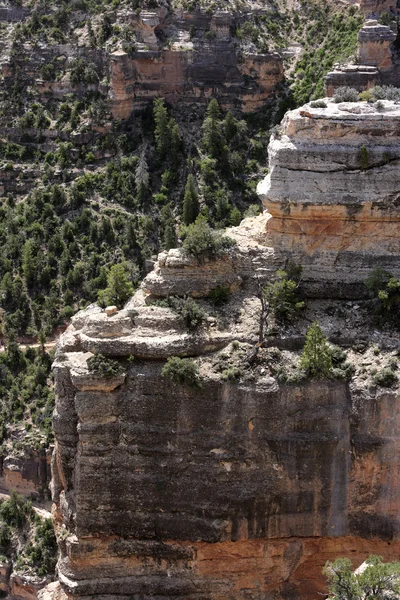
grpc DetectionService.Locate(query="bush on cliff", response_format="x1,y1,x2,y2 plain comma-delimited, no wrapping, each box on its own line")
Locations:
161,356,200,388
373,367,398,388
181,216,236,261
365,268,400,328
333,86,359,103
265,267,305,324
300,321,332,378
323,554,400,600
87,354,123,378
168,296,206,331
98,263,134,309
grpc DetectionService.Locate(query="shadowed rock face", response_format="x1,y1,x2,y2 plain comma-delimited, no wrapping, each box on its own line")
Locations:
257,100,400,297
51,337,400,599
109,46,283,118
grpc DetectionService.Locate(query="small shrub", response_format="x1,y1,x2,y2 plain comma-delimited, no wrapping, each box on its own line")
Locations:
370,85,400,102
181,216,236,261
310,100,327,108
85,152,96,163
333,86,359,103
221,367,242,382
265,268,305,323
300,321,332,378
87,354,123,378
209,285,230,306
373,367,398,387
365,268,400,327
168,296,206,331
161,356,199,387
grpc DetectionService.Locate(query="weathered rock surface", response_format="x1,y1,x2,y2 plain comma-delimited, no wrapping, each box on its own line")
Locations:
52,335,400,600
358,20,397,71
0,447,51,500
51,239,400,600
110,43,283,118
257,99,400,297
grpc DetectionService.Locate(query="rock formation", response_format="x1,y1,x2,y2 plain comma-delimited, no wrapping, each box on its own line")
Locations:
109,10,283,117
50,136,400,599
257,99,400,297
50,287,400,600
325,19,398,96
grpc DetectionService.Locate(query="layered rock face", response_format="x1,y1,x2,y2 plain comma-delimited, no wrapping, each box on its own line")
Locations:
50,207,400,599
109,11,283,117
357,20,397,70
51,293,400,600
325,20,398,97
257,99,400,297
0,448,51,499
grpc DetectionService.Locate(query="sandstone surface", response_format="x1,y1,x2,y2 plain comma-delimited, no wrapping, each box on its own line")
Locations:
52,326,400,600
257,99,400,297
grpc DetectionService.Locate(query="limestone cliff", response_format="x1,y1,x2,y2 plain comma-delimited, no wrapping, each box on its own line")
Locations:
48,93,400,600
257,99,400,297
109,10,283,117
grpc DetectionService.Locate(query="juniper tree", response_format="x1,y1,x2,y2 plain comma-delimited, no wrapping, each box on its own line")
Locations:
300,321,332,378
182,174,199,225
323,555,400,600
98,263,134,309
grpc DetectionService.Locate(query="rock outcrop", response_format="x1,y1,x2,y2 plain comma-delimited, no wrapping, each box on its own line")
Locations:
325,19,398,97
51,297,400,600
358,20,397,70
49,85,400,600
0,448,52,500
50,200,400,600
109,13,283,118
257,99,400,297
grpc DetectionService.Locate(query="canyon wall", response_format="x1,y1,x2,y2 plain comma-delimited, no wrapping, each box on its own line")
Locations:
51,295,400,600
51,204,400,599
109,10,283,118
257,99,400,297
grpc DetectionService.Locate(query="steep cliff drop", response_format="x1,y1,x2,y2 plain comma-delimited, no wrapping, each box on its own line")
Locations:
48,99,400,600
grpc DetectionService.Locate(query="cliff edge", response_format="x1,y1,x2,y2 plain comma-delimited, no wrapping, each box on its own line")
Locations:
49,99,400,600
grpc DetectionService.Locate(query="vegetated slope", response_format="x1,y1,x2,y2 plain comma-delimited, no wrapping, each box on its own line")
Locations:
0,491,57,580
0,0,363,581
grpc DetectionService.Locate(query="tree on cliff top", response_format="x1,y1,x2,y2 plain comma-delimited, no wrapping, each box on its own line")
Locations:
300,321,332,378
324,555,400,600
98,263,134,309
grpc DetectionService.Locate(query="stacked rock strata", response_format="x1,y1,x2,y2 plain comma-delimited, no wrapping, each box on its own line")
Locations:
257,99,400,297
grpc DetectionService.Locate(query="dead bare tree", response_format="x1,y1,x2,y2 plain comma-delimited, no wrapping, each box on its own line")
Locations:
245,275,270,365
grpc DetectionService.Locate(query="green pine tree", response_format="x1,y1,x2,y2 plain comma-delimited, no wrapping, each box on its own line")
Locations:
224,110,237,143
153,98,170,160
300,321,332,378
163,220,177,250
98,263,134,309
170,120,182,167
182,174,199,225
202,99,224,158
